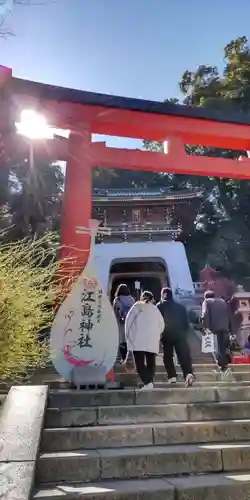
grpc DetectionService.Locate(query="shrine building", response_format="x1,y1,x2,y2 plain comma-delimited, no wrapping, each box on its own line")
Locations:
92,187,203,301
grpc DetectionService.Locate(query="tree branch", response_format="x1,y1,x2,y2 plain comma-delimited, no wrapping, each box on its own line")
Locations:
14,0,57,5
0,12,13,38
0,0,58,38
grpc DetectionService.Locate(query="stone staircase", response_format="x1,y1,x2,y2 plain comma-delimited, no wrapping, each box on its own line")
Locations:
187,329,214,364
33,362,250,500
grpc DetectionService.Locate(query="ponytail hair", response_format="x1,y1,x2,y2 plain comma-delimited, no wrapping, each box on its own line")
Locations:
140,290,154,303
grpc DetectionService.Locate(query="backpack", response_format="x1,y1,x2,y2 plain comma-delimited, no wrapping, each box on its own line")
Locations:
117,299,131,325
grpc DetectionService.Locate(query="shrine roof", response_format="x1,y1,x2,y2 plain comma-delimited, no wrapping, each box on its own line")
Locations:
10,76,250,125
92,187,203,202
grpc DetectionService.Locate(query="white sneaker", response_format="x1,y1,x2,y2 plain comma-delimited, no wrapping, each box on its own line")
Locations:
221,367,232,379
185,373,194,387
168,377,177,384
140,382,154,391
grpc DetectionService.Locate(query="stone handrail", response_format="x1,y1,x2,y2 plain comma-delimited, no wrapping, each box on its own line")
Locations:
0,385,48,499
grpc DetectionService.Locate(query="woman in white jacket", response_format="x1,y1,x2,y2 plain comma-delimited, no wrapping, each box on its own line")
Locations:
125,290,165,390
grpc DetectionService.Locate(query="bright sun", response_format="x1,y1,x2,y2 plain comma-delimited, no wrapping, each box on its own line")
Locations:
16,110,70,140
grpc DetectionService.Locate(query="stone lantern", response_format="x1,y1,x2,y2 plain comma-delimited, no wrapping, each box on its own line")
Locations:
230,291,250,348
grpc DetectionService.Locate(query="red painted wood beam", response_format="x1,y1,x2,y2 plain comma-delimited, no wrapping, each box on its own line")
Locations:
0,66,12,87
92,142,250,179
87,107,250,150
9,97,250,151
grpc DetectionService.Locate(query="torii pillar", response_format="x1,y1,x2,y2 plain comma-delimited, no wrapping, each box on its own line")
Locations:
61,130,92,273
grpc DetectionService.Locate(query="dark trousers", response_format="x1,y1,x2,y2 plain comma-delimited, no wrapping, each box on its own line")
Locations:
119,342,127,361
162,336,193,379
133,351,156,385
215,330,230,370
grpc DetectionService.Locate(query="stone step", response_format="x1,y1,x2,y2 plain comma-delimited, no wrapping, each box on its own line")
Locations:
32,362,250,381
45,400,250,428
48,386,250,408
41,420,250,452
33,472,250,500
37,442,250,483
154,381,250,388
117,371,250,383
25,364,250,388
120,363,249,373
46,379,250,390
33,477,174,500
37,360,214,374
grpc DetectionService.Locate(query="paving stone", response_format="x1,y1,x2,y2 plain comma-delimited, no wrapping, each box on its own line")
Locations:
118,371,245,384
48,390,135,409
33,478,175,500
45,407,98,428
153,420,250,445
98,404,188,425
135,387,216,405
0,462,35,500
37,450,100,483
197,364,250,372
0,385,48,462
99,445,222,480
217,386,250,402
183,364,250,373
41,424,153,452
118,363,250,373
188,401,250,421
155,381,250,388
169,472,250,500
225,372,250,382
222,443,250,471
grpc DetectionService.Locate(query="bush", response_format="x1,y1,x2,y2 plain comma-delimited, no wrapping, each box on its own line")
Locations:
0,236,63,381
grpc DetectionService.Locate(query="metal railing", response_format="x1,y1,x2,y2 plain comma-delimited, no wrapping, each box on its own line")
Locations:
100,223,182,235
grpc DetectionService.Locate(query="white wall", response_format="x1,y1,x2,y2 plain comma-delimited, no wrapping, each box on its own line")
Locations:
94,241,194,298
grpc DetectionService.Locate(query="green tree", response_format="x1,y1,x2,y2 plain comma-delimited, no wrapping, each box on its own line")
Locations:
145,36,250,281
0,160,64,240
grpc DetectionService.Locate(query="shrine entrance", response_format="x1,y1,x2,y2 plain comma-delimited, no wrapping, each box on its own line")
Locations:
2,66,250,279
109,258,168,302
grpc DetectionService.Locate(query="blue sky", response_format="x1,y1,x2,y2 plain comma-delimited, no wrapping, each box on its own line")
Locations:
1,0,250,148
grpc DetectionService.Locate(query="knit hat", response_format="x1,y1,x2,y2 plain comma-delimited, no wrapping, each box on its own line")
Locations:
161,287,173,300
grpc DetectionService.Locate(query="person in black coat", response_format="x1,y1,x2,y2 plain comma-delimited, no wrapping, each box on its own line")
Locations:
157,287,194,387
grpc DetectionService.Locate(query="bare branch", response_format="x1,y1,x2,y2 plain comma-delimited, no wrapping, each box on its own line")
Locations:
0,11,13,38
0,0,57,38
14,0,58,4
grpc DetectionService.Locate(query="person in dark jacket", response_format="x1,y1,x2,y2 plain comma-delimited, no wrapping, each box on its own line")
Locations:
201,290,232,375
157,287,194,387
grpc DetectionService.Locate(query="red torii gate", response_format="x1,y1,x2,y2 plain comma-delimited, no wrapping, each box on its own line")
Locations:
1,65,250,272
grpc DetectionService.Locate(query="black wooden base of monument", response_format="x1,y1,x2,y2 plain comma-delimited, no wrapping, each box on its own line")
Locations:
68,365,124,390
69,382,105,390
69,381,124,391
